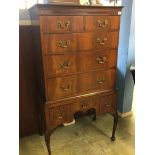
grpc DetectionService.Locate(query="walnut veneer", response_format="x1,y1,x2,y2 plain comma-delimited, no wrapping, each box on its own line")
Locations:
30,4,122,155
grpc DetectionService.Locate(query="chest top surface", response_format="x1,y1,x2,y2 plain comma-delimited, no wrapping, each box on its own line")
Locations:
30,4,123,16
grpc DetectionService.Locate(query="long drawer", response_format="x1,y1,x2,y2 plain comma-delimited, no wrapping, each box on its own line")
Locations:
45,50,117,77
42,32,119,54
46,69,116,100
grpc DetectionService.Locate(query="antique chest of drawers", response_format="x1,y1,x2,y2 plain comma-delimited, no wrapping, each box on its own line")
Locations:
30,4,122,155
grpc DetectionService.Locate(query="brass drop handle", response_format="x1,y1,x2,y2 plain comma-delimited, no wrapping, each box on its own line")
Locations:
82,105,87,109
96,57,107,64
57,20,71,29
105,100,112,107
57,115,63,119
97,77,105,84
60,60,71,69
57,21,63,29
65,21,70,28
97,38,107,45
56,112,64,119
61,83,71,91
58,40,71,48
81,102,88,109
98,19,108,28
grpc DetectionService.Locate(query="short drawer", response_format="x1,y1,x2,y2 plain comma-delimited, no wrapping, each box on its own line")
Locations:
40,16,84,33
99,94,116,113
78,50,117,71
85,16,120,31
47,75,77,100
71,98,97,114
48,104,72,126
45,54,77,77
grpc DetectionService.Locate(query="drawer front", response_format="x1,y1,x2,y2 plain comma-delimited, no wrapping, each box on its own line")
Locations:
78,50,117,71
40,16,84,33
99,94,116,113
85,16,120,31
47,75,77,100
42,32,118,54
79,69,116,93
45,54,77,77
71,98,99,114
45,50,117,77
48,104,72,126
47,69,116,100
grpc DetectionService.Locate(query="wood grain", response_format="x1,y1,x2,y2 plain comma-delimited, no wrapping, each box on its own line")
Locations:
45,50,117,77
42,32,119,54
85,16,120,31
45,92,116,127
47,69,116,100
40,16,84,33
45,54,78,76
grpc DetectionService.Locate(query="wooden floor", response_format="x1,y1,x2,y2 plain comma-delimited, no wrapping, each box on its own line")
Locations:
19,112,135,155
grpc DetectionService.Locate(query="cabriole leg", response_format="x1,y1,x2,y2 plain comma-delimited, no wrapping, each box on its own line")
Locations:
111,112,118,141
44,127,57,155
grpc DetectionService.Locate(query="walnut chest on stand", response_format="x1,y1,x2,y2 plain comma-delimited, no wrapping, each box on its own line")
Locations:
29,4,122,155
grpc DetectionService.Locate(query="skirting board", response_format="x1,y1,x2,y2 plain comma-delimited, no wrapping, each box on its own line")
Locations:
118,111,133,118
19,20,31,26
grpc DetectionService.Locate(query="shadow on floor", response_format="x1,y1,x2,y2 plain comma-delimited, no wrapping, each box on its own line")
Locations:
20,113,135,155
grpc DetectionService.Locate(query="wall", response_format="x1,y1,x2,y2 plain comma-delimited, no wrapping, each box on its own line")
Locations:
117,0,135,113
